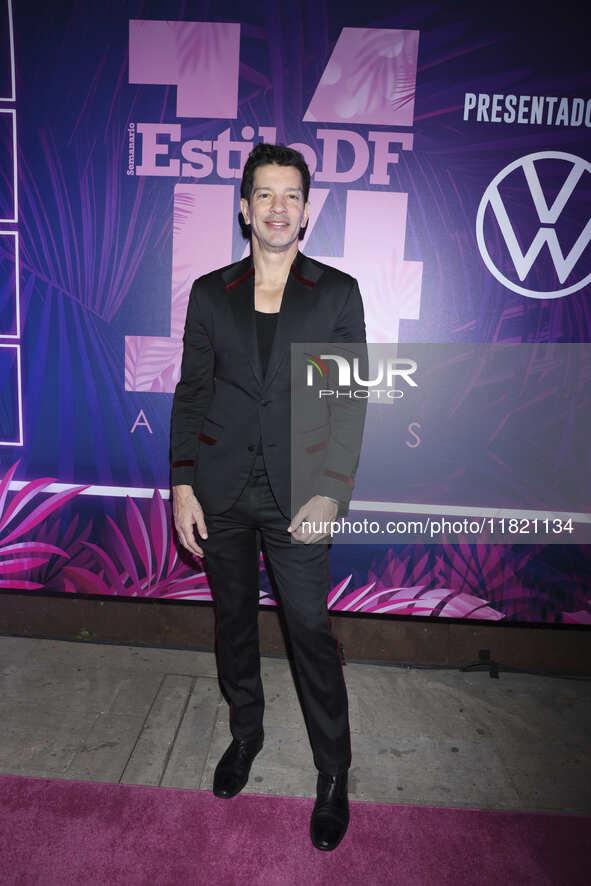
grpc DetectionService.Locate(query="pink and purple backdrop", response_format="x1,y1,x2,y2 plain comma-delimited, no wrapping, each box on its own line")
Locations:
0,0,589,624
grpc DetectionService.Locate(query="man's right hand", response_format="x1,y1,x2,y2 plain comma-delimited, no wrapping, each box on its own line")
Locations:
172,485,208,557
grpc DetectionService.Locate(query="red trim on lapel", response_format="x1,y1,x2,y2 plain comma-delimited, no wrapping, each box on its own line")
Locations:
225,266,255,291
171,459,195,468
290,263,315,287
197,432,217,445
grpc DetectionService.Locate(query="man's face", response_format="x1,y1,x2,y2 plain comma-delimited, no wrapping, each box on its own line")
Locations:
240,163,310,253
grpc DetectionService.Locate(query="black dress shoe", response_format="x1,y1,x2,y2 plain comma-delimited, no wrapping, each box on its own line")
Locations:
212,733,264,799
310,771,350,851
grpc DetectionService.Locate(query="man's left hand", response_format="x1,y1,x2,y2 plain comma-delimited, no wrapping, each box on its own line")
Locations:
288,496,339,543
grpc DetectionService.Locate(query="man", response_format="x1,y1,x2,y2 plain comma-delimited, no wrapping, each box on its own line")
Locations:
170,143,366,852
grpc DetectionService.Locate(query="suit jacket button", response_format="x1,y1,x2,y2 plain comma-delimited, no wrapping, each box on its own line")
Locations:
248,444,255,452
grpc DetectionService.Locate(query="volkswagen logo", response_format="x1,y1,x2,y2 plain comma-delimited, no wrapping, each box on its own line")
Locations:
476,151,591,299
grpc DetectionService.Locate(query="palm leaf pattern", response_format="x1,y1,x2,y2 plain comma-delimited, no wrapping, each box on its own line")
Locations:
0,461,87,589
2,463,589,621
66,489,210,598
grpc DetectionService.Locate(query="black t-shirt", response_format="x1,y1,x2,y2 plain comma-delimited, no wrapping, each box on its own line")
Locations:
255,310,279,378
255,311,279,454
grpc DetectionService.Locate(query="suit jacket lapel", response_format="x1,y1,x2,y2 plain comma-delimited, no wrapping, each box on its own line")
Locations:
223,255,263,387
263,251,324,391
222,251,325,391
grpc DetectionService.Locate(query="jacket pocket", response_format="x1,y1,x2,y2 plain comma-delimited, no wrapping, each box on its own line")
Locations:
299,423,329,454
198,417,223,445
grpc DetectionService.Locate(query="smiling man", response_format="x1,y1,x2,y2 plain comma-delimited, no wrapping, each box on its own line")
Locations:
170,143,366,852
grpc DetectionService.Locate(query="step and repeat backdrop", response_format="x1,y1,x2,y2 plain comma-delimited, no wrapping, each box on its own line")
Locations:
0,0,589,623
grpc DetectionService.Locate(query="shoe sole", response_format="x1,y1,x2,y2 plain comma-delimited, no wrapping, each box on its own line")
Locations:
212,782,248,799
310,829,349,852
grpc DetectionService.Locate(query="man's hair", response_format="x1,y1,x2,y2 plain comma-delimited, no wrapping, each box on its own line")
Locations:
240,143,311,203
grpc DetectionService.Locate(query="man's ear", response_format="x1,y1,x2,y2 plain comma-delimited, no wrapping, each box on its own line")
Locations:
302,199,311,229
299,201,310,241
240,197,250,225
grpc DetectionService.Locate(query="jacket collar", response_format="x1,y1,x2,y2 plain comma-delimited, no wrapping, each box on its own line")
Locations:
224,250,324,389
221,250,324,288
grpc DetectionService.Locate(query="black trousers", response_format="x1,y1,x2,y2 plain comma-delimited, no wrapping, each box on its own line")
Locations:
201,454,351,775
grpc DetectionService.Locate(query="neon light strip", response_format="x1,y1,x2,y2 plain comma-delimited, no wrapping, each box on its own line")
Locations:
0,0,15,103
0,109,17,222
0,231,19,338
5,480,591,523
0,342,22,446
0,3,21,447
7,482,168,499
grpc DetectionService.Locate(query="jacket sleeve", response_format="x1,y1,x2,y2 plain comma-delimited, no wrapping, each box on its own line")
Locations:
315,278,368,511
170,279,214,487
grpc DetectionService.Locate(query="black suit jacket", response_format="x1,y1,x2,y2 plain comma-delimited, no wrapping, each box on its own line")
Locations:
170,250,367,518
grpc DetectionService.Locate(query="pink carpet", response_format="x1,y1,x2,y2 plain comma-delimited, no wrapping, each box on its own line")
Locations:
1,774,589,885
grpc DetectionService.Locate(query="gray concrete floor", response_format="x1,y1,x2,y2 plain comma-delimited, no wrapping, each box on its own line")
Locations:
1,635,590,815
